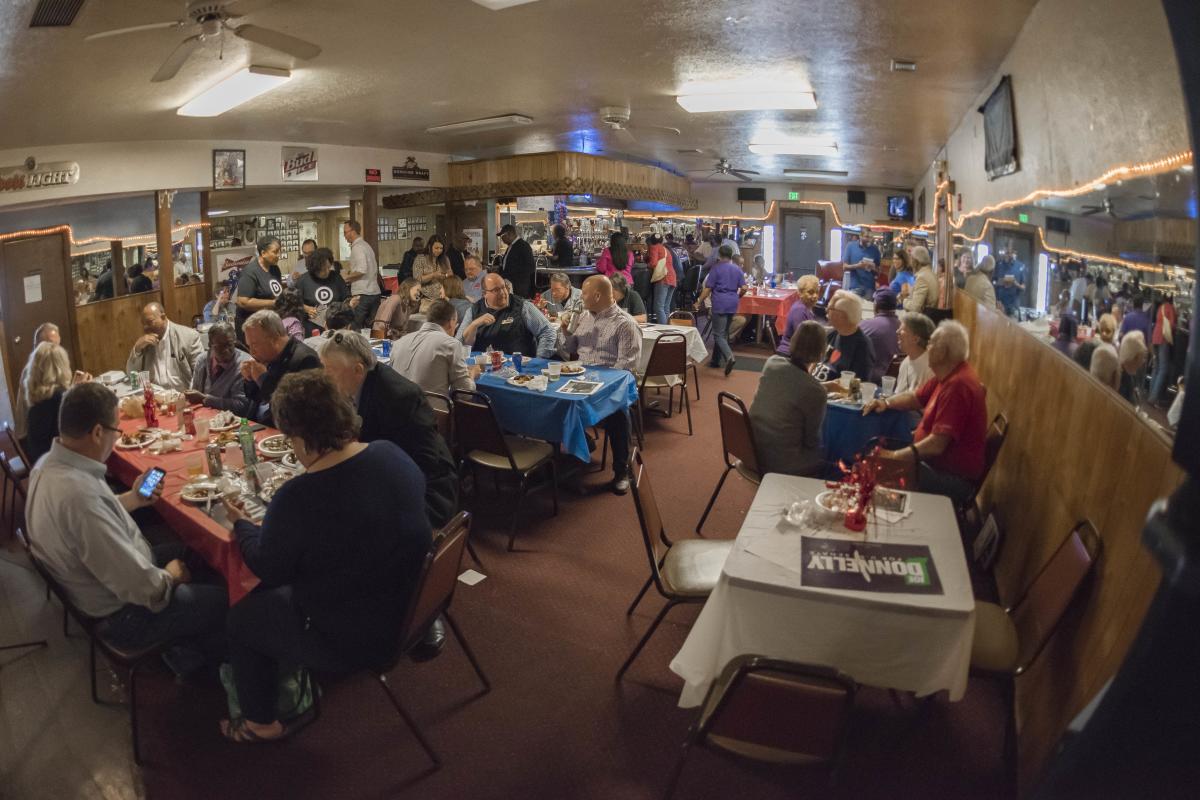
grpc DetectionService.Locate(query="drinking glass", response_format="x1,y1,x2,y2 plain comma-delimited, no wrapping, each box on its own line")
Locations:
186,455,204,478
195,417,210,439
839,371,855,390
881,376,896,396
548,362,562,380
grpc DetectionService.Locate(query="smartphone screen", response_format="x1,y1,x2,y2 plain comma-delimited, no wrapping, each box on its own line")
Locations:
138,467,167,499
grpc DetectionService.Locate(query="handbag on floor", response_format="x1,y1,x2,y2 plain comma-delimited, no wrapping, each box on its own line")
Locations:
218,663,318,722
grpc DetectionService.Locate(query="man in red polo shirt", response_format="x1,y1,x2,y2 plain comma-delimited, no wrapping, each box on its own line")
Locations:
862,319,987,505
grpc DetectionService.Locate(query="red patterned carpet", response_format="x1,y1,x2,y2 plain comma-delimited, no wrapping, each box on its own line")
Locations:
134,361,1007,800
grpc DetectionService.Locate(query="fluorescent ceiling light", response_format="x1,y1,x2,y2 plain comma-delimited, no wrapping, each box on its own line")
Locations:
178,66,291,117
676,90,816,113
749,136,839,157
207,209,229,216
471,0,540,8
426,114,534,135
783,168,849,177
306,204,350,211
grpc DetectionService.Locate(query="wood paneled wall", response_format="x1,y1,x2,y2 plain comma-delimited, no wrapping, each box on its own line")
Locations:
71,292,161,375
953,291,1182,790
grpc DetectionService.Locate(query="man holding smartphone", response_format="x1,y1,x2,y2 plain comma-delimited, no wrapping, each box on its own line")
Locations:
26,382,227,674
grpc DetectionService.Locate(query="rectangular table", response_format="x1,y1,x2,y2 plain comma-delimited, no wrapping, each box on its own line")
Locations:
107,407,269,604
821,400,914,464
472,357,638,462
737,287,798,340
669,473,975,707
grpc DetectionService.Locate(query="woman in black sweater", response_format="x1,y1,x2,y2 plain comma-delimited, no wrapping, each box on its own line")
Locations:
221,370,432,742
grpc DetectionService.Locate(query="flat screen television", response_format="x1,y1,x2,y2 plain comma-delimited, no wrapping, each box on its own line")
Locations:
887,195,913,221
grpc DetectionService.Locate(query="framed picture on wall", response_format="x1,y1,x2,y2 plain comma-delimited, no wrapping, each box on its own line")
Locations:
213,149,246,190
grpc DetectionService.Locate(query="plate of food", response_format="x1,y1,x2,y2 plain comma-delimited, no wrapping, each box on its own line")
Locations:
258,472,293,502
209,410,240,432
180,482,221,504
279,451,303,471
115,430,158,450
815,489,856,515
256,434,292,459
507,373,538,386
560,363,586,376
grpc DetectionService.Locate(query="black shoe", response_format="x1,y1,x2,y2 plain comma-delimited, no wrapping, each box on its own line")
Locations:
611,475,630,495
724,357,736,376
409,616,446,662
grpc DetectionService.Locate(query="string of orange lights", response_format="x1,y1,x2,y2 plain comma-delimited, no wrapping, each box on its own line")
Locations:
0,221,210,254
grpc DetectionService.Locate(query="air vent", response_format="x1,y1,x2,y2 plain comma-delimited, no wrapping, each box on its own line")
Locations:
29,0,86,27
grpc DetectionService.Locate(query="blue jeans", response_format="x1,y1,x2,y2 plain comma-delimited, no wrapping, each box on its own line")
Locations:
918,463,975,508
1149,342,1172,404
710,313,734,365
97,543,228,675
353,293,381,330
653,283,675,323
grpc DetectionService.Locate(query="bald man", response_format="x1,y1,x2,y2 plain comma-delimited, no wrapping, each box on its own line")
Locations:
457,272,557,358
560,275,642,493
126,302,205,392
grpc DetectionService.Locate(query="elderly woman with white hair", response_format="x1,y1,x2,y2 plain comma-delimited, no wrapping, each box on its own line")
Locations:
863,320,988,505
965,255,998,309
903,245,940,313
1118,330,1149,405
776,274,821,357
822,289,876,382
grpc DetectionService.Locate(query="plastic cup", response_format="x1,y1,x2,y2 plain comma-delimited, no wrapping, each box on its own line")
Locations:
881,376,896,396
839,371,855,390
359,328,372,339
548,362,562,380
195,417,210,439
474,354,487,367
860,382,878,400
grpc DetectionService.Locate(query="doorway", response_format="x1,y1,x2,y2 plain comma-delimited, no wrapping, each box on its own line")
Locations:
781,210,825,278
0,231,74,412
992,229,1036,309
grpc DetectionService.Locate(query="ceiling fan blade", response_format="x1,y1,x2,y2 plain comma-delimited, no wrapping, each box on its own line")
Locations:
85,20,184,41
630,124,682,137
1081,208,1102,216
731,171,754,182
233,24,322,60
613,127,637,146
730,169,760,176
151,35,202,82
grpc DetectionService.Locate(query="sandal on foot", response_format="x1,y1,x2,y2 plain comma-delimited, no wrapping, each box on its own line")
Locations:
222,707,317,745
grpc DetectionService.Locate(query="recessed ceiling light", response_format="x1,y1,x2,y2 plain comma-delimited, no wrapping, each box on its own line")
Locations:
677,90,816,113
426,114,534,135
749,136,838,156
307,204,350,211
470,0,540,9
207,209,229,216
890,59,917,72
178,66,291,117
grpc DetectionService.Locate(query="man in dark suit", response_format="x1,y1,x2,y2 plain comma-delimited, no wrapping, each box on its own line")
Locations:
240,310,321,424
497,223,536,299
446,233,468,279
318,331,458,530
398,236,424,283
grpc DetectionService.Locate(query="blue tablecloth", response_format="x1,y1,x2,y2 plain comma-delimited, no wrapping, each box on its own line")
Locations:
473,357,639,462
821,402,914,464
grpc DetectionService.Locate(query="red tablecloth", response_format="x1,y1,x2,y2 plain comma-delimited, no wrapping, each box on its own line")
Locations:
107,407,270,604
737,289,798,335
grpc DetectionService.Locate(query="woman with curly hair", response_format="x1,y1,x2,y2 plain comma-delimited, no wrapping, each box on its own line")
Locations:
412,234,452,305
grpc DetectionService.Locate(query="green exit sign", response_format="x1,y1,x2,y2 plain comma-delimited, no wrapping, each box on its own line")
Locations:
1018,212,1030,223
788,191,799,201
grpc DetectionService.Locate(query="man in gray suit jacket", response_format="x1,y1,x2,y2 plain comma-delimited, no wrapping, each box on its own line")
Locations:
126,302,205,392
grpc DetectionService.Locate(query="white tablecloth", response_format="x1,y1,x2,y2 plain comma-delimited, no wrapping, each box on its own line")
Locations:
637,324,709,374
669,473,975,707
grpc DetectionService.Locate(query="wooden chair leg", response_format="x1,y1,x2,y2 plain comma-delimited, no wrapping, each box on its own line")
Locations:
695,466,733,535
616,600,676,681
444,611,490,692
377,673,441,767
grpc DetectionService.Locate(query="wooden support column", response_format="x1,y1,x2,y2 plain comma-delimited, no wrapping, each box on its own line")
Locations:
155,190,177,319
362,186,379,254
935,174,953,310
199,191,215,292
110,240,128,297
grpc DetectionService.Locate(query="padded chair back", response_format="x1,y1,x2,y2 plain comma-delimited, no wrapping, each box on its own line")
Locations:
399,512,471,654
629,449,671,581
424,391,453,443
716,392,760,475
1010,520,1101,673
450,390,517,471
699,655,855,763
641,334,687,383
668,311,696,327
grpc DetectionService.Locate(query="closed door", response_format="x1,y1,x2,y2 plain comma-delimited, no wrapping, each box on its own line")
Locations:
1,232,74,405
781,211,824,277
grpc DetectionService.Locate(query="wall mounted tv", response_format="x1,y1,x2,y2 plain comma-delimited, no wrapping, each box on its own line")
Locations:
887,195,913,221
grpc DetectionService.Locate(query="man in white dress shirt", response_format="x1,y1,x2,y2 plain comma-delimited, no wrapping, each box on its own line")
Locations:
342,220,381,330
390,299,482,396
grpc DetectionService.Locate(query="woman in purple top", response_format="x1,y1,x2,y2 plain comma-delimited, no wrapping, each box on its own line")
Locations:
776,275,821,356
694,245,747,375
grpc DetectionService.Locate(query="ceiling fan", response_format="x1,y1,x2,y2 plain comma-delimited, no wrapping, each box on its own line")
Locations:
575,106,681,146
84,0,322,83
687,158,760,182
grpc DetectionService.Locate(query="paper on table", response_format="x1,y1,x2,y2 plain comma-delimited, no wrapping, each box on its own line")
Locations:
744,531,807,576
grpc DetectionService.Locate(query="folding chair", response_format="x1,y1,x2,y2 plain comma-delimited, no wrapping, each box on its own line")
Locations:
695,393,762,535
668,311,702,402
637,333,692,442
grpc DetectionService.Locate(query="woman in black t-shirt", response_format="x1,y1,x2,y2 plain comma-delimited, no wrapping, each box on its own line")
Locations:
295,247,351,325
822,289,876,382
236,237,285,334
548,224,575,268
